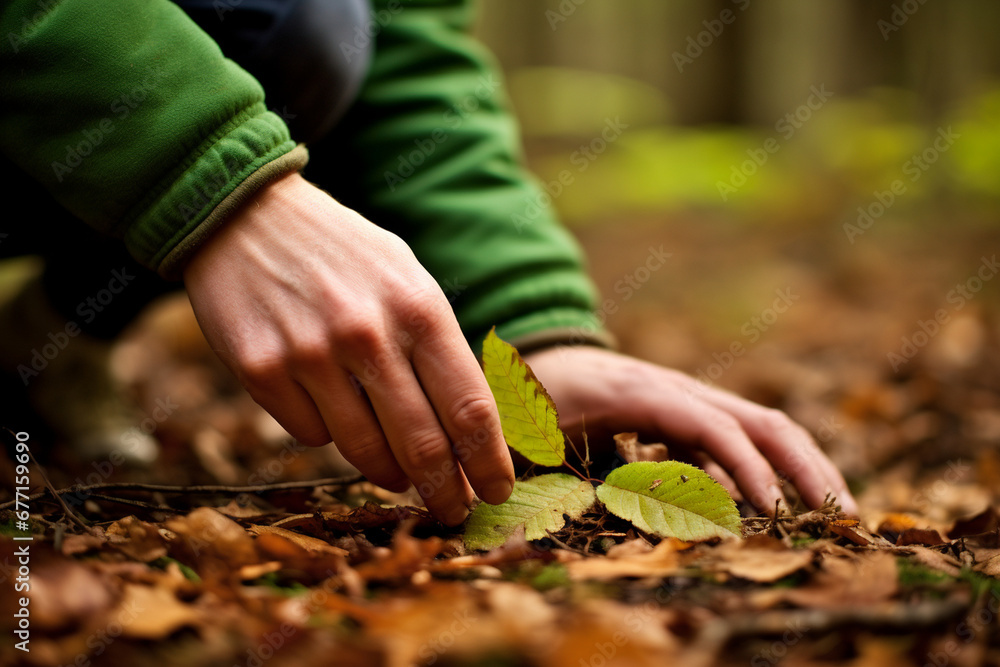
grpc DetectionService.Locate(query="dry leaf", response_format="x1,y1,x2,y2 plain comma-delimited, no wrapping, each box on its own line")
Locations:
947,506,999,538
249,524,350,557
782,551,899,608
902,545,963,576
165,507,259,571
27,559,115,631
830,520,894,547
106,515,168,562
703,535,814,583
613,432,669,463
114,584,201,639
567,538,686,581
895,527,947,547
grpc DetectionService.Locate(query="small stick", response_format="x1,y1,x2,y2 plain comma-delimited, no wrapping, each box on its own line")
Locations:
0,474,364,511
85,493,187,514
24,445,93,533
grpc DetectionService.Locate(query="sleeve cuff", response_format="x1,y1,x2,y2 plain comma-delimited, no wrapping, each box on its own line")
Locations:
157,144,309,279
476,307,617,359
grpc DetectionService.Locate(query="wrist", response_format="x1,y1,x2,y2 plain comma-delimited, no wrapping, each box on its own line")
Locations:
182,171,308,283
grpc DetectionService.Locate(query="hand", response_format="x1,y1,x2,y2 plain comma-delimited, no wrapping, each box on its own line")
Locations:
183,172,515,524
523,345,858,515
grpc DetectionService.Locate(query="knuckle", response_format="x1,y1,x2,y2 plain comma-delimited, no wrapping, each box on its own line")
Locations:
398,282,450,326
340,431,389,462
380,230,416,258
236,350,285,390
295,426,333,448
759,408,809,440
401,429,452,470
335,312,385,354
286,335,331,368
446,395,497,435
709,412,744,435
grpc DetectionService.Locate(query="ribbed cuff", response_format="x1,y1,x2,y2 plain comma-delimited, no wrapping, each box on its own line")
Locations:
505,327,617,356
158,144,309,279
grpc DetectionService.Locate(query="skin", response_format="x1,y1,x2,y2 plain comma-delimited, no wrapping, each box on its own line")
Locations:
523,346,858,516
184,172,858,524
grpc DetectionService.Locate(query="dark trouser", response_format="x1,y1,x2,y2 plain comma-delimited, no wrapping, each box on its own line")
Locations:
2,0,371,339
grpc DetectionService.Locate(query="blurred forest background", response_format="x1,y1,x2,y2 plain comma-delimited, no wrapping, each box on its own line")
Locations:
477,0,1000,220
469,0,1000,490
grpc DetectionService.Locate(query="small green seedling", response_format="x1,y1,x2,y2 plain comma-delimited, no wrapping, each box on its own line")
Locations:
463,329,742,551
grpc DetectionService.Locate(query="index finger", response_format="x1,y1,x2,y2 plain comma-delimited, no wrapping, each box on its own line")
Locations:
411,321,515,505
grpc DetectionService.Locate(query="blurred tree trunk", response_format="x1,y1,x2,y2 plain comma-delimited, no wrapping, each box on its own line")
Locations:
474,0,1000,127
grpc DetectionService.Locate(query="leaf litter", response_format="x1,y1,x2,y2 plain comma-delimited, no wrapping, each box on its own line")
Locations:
2,224,1000,666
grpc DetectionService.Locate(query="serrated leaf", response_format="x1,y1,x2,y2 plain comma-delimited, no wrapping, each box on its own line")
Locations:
464,473,596,550
596,461,741,541
482,328,565,466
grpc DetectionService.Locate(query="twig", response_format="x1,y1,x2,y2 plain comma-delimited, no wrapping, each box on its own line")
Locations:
23,442,93,533
544,529,589,556
85,493,187,514
564,432,585,468
0,474,364,511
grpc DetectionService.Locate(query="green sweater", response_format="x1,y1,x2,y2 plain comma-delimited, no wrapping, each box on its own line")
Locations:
0,0,611,354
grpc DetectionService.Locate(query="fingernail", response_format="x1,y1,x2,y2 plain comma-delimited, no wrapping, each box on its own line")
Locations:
482,478,515,505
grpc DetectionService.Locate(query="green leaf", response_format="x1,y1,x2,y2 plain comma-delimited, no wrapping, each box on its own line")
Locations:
596,461,741,541
482,328,565,466
464,473,596,550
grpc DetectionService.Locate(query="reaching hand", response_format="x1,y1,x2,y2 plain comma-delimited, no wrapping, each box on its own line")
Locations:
523,345,858,516
183,173,515,525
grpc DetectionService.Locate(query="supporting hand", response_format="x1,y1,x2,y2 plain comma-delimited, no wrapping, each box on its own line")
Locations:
523,345,858,515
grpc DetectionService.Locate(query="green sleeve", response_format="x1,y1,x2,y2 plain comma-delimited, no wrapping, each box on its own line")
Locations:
0,0,306,277
308,0,613,354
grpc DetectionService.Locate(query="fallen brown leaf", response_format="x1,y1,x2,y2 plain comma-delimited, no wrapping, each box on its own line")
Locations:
107,515,168,562
567,538,686,581
702,535,814,583
114,583,202,639
613,432,669,463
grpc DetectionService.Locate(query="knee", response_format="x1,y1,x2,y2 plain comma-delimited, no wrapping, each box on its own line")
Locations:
265,0,374,142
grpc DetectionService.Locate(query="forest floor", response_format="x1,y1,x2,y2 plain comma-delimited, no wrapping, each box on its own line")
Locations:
1,211,999,666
